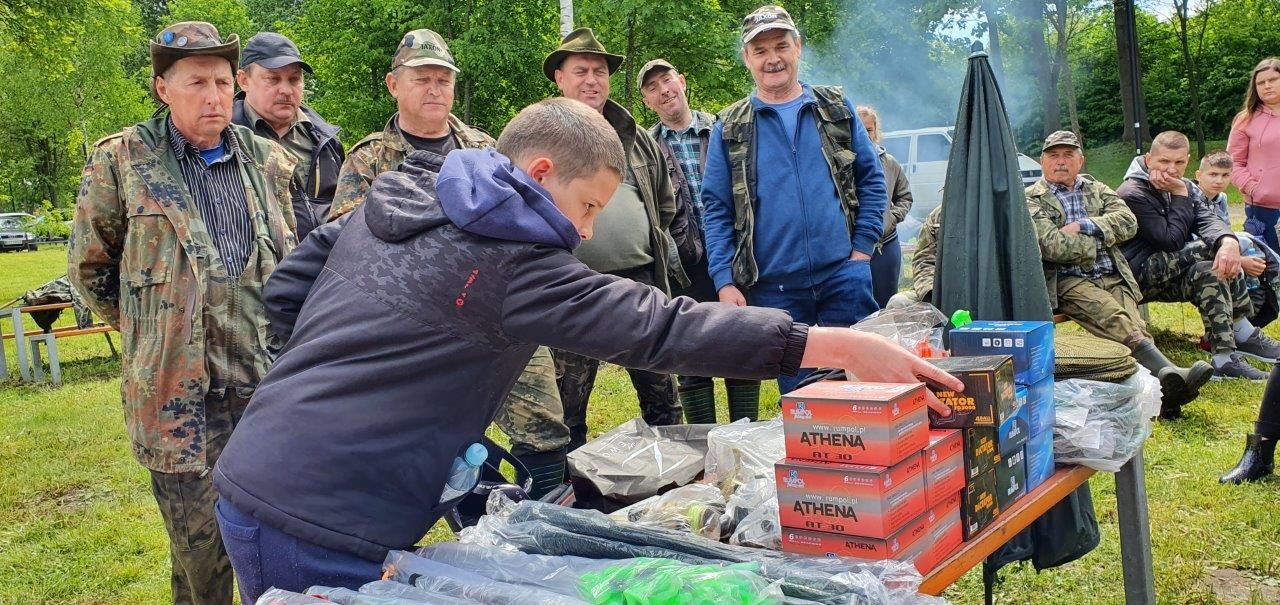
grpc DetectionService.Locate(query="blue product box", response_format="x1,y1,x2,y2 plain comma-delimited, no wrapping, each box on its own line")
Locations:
1025,376,1055,435
995,446,1027,510
1025,429,1055,491
997,403,1030,458
950,321,1055,385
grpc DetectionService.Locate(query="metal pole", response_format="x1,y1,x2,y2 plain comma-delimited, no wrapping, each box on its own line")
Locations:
1115,446,1156,604
1126,0,1143,155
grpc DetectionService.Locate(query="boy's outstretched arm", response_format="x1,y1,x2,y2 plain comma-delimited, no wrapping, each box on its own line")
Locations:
501,250,959,415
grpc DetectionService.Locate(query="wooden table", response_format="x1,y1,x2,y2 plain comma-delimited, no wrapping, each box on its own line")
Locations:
921,451,1155,604
2,302,116,383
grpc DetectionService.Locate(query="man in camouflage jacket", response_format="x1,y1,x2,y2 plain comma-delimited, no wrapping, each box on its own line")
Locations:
68,22,297,605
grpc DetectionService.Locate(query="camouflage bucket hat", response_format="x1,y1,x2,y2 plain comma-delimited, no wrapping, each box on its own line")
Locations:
1041,130,1082,153
150,21,240,77
543,27,624,82
392,29,458,72
741,5,798,43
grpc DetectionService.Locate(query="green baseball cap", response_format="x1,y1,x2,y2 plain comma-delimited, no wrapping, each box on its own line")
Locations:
150,21,240,77
391,29,458,72
741,5,799,43
543,27,624,82
637,58,675,90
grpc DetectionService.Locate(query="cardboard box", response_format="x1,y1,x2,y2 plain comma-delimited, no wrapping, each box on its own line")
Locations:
995,446,1028,511
781,381,930,467
1025,376,1055,435
950,321,1055,385
997,403,1031,457
961,468,1000,540
781,512,929,560
776,454,926,538
926,355,1018,428
961,405,1030,481
924,430,965,508
1025,429,1055,492
922,498,963,573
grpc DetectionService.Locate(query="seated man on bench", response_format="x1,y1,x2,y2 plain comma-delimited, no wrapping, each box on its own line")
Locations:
1027,130,1211,418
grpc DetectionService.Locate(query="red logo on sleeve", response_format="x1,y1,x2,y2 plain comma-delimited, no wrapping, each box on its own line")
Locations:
455,269,480,308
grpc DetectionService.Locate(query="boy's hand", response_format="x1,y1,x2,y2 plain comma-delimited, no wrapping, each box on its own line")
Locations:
718,285,747,307
1242,256,1267,277
800,327,962,416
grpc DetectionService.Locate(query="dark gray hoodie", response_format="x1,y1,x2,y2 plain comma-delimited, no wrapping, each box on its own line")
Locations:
1117,155,1234,273
213,148,807,561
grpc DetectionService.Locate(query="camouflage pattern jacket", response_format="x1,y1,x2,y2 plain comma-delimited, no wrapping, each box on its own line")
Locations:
911,206,941,303
1026,176,1140,309
69,116,297,473
328,113,493,220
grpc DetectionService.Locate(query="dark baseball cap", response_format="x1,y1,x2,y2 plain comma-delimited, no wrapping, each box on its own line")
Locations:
240,32,312,73
741,5,798,43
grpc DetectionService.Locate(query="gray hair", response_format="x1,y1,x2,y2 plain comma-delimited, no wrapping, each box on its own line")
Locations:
497,98,626,182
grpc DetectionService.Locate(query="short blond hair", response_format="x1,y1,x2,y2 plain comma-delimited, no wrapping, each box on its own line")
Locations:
497,98,625,182
1151,131,1190,154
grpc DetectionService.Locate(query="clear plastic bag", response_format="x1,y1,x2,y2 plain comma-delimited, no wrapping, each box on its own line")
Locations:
304,585,436,605
703,418,785,494
254,588,331,604
725,477,779,549
382,549,589,604
609,483,727,539
849,302,948,358
1051,367,1160,472
357,579,491,604
566,419,711,503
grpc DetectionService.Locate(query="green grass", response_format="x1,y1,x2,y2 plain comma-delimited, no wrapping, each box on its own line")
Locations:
3,247,1279,604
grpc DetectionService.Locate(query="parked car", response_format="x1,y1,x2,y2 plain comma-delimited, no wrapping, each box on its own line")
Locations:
0,213,38,252
881,127,1042,290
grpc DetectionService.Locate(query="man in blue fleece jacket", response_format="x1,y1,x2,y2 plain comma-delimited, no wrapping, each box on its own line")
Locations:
701,5,888,394
212,98,959,602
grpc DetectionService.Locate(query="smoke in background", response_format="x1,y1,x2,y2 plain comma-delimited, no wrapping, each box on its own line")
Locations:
799,0,1039,143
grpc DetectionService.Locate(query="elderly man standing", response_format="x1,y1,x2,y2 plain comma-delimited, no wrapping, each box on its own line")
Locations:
638,58,761,423
69,22,297,605
328,29,493,220
702,5,888,394
1027,130,1213,417
545,28,683,448
233,32,344,241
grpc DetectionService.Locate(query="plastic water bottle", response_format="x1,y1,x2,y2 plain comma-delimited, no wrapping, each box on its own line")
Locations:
1241,239,1262,290
439,442,488,503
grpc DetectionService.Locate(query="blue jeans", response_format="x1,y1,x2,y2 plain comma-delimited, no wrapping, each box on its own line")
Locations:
869,234,902,308
749,259,879,394
215,498,382,603
1246,204,1280,252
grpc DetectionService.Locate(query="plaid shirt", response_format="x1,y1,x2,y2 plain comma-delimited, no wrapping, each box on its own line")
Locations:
658,111,715,215
1051,177,1114,279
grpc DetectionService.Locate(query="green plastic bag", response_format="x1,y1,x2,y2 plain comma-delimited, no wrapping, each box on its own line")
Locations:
577,558,782,605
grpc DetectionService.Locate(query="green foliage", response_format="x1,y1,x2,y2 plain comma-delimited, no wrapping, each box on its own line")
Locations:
165,0,255,44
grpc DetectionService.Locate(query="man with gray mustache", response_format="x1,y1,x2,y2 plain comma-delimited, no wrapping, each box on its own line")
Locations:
701,5,888,395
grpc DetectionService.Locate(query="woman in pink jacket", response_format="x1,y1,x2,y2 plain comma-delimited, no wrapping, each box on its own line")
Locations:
1229,57,1280,251
1223,57,1280,484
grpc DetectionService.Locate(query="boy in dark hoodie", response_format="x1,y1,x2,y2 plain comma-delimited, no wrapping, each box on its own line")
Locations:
211,98,961,601
1118,131,1280,381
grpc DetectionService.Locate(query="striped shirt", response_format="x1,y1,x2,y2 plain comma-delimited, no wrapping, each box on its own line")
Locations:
1051,177,1114,279
168,119,255,279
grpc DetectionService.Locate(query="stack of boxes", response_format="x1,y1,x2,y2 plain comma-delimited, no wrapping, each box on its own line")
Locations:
775,382,963,573
940,321,1056,538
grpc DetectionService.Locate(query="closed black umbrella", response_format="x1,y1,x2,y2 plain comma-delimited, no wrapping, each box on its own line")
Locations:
933,43,1053,323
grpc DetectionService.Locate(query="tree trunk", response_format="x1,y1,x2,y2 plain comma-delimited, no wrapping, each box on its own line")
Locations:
1064,61,1082,139
623,11,636,109
1173,0,1208,156
1018,0,1059,135
559,0,573,38
981,0,1005,81
1113,0,1148,145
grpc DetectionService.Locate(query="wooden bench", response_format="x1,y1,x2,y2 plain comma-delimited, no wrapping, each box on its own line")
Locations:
1,302,117,383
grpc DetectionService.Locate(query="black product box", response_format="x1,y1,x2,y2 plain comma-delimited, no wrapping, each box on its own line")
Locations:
961,406,1028,481
927,355,1019,428
995,446,1028,510
961,468,1000,540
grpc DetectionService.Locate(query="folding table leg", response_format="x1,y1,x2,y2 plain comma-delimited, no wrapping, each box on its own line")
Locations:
45,336,61,386
1116,447,1156,605
11,309,28,381
0,316,7,378
29,336,45,383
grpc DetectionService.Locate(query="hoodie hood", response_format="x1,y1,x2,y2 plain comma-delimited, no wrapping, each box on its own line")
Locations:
436,148,581,249
1124,155,1149,181
363,150,451,243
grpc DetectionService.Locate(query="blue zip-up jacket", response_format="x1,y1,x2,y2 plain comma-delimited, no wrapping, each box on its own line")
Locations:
701,83,887,292
213,148,808,562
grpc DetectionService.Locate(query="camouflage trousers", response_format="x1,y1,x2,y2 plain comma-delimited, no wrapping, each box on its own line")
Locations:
147,389,248,605
491,346,570,457
554,349,682,451
1137,244,1253,353
1055,273,1149,350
